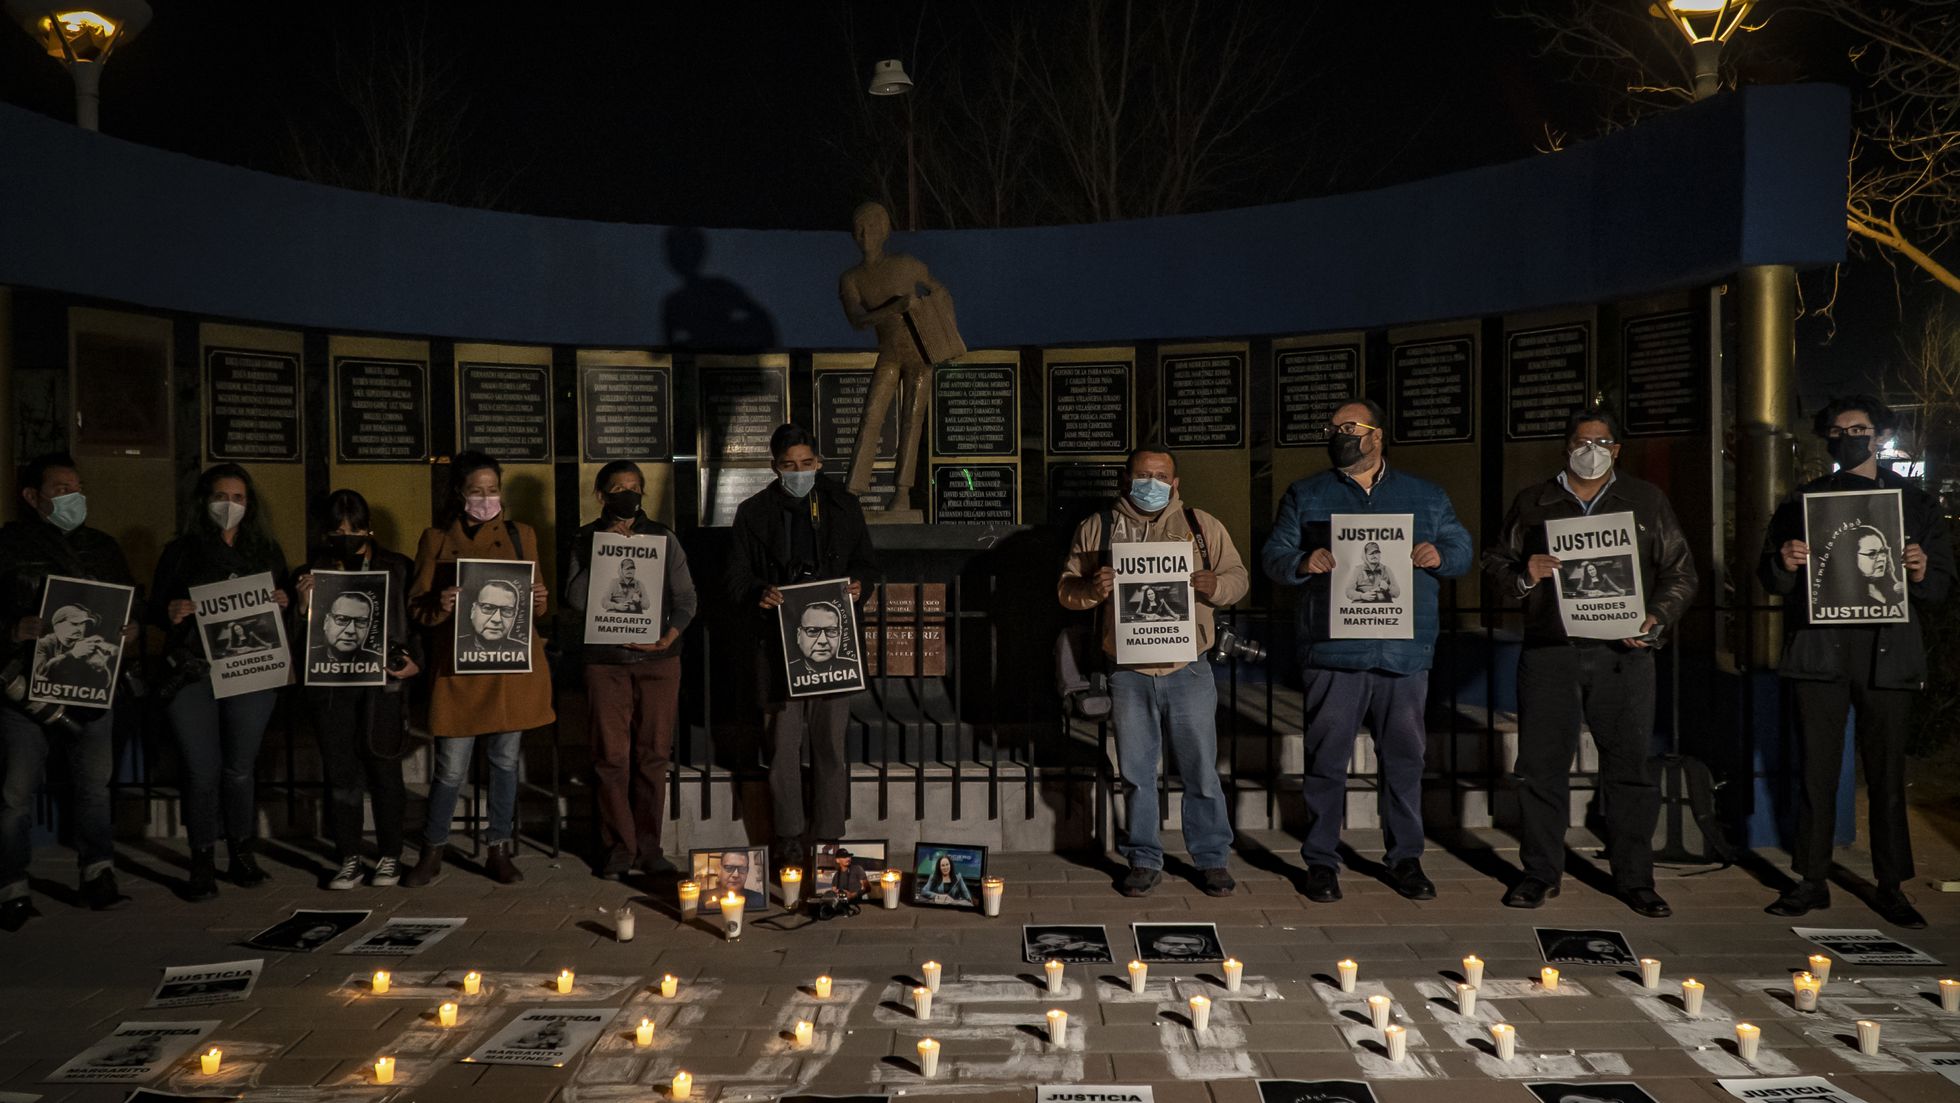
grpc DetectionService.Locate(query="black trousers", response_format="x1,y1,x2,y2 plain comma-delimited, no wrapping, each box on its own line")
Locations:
308,686,407,861
1789,630,1915,885
1513,644,1659,890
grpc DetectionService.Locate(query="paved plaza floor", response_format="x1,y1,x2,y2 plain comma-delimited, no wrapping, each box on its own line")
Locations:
5,817,1960,1103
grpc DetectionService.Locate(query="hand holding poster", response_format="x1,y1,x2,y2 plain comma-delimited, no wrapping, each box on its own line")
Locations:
1804,489,1909,624
1546,511,1648,639
304,570,389,687
28,575,134,709
1111,541,1198,664
583,532,665,645
778,579,865,696
1330,513,1414,639
190,572,290,699
455,558,535,674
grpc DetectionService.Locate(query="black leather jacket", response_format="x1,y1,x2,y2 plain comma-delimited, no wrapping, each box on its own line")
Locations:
0,517,136,630
1483,472,1699,646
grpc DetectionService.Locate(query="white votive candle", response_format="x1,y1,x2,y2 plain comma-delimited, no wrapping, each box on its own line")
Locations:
374,1057,395,1085
1793,972,1820,1012
793,1020,813,1049
1490,1022,1516,1061
922,960,942,993
781,866,803,908
1809,954,1832,983
1367,994,1392,1029
1681,978,1705,1017
671,1071,692,1100
557,969,575,994
462,970,481,996
913,985,933,1020
1384,1023,1407,1062
660,974,679,999
814,975,833,999
1462,954,1484,987
1189,994,1211,1032
1941,978,1960,1013
636,1018,654,1047
1223,958,1243,992
882,870,902,909
200,1048,222,1075
678,880,700,920
1456,983,1478,1017
371,970,390,994
1047,1008,1069,1046
917,1038,940,1078
438,1001,458,1027
616,907,636,942
1045,958,1065,994
1337,959,1358,993
1856,1019,1880,1055
982,876,1004,917
1640,958,1662,989
1540,966,1560,992
721,891,746,939
1128,960,1148,994
1735,1022,1761,1061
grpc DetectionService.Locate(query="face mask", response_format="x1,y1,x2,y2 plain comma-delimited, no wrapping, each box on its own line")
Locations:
1829,434,1873,470
1326,433,1367,469
604,489,642,518
46,492,86,533
464,495,502,523
207,500,246,531
1129,477,1172,513
326,534,367,563
1568,444,1614,481
781,470,817,498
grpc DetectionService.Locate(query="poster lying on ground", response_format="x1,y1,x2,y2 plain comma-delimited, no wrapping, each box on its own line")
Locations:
1038,1089,1153,1103
777,578,864,697
247,908,370,952
1535,928,1638,968
1023,924,1114,965
1528,1084,1658,1103
190,572,289,699
303,569,389,687
462,1007,609,1067
1132,922,1227,964
1792,927,1940,965
1803,489,1909,624
1717,1076,1872,1103
1546,511,1648,639
583,531,666,645
1258,1082,1379,1103
454,558,535,673
147,958,263,1008
338,916,467,956
27,575,134,709
1329,513,1413,640
44,1021,219,1084
1110,541,1198,664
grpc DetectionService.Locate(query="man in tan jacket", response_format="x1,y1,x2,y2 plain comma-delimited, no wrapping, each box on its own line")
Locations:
1057,445,1249,897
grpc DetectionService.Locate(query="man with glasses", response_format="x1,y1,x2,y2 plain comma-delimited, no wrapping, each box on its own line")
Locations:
320,592,383,668
1483,408,1697,916
1759,396,1953,928
786,601,850,685
463,580,522,651
1262,398,1472,904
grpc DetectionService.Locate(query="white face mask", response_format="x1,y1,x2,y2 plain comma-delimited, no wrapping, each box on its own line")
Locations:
1569,444,1614,481
207,499,246,531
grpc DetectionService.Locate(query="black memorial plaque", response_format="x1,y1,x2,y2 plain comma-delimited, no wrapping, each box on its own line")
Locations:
1047,462,1125,527
1275,345,1361,446
932,363,1018,457
334,358,429,463
932,463,1018,524
1047,361,1132,455
1161,353,1245,450
581,365,671,461
699,366,788,463
458,362,552,461
815,369,898,465
206,348,301,462
1504,324,1591,441
1623,311,1700,436
1389,337,1474,445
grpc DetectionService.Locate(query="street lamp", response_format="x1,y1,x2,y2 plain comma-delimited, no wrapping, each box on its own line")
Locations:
867,58,918,232
4,0,152,131
1648,0,1756,101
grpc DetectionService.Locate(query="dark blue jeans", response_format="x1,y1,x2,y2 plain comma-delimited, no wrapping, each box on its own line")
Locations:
1110,663,1232,870
164,681,278,851
1299,666,1430,869
1,705,116,898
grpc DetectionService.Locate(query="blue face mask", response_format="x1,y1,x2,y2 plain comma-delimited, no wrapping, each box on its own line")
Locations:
781,470,818,498
1129,477,1172,513
46,492,86,533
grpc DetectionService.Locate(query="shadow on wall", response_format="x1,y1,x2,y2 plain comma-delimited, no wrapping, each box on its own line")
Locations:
662,227,779,351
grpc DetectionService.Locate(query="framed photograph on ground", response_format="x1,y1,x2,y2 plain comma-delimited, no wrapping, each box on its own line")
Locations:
1132,921,1227,964
911,842,986,908
689,846,769,915
813,839,886,899
1535,927,1638,968
1023,924,1114,965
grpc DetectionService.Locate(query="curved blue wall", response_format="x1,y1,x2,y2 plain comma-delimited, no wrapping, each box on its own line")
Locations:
0,85,1847,347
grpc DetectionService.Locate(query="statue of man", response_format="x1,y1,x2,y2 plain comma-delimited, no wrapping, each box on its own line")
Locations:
837,201,965,513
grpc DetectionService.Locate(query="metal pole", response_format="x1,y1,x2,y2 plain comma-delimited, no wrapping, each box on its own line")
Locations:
1690,39,1721,102
1735,263,1796,669
905,99,919,233
70,61,100,131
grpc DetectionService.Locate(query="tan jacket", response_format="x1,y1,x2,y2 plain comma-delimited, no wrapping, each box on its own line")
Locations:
1056,493,1249,675
409,518,556,738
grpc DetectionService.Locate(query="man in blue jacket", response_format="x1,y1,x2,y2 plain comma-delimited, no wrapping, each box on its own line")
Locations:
1262,399,1474,903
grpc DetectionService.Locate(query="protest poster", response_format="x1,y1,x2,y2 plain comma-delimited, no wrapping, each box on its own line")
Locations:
1023,924,1115,965
1792,927,1941,966
1259,1083,1378,1103
146,958,263,1008
583,531,665,645
1038,1089,1153,1103
247,908,370,952
1535,928,1638,968
1924,1052,1960,1086
1546,511,1648,639
1328,513,1413,640
303,570,389,687
1528,1085,1657,1103
462,1007,609,1067
454,558,535,674
44,1021,218,1084
27,575,134,709
1111,541,1198,664
338,916,467,956
1803,489,1909,625
1132,922,1227,964
1717,1076,1872,1103
777,578,865,697
189,572,290,699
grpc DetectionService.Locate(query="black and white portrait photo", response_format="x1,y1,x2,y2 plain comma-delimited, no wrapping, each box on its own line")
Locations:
202,611,280,660
1119,581,1189,622
338,916,467,956
304,570,388,687
248,909,371,952
28,575,134,709
1328,513,1415,640
1803,488,1910,624
1535,927,1638,968
1526,1084,1659,1103
1022,924,1114,965
1258,1080,1380,1103
1558,555,1635,600
582,531,665,645
1132,921,1228,964
455,558,535,674
777,578,865,697
1343,542,1401,604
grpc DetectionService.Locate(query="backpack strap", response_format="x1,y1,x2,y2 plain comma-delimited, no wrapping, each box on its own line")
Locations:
1099,506,1115,562
1185,507,1212,571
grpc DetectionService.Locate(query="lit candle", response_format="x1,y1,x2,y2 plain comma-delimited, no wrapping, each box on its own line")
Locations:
913,985,933,1020
462,971,482,996
1941,978,1960,1013
1045,958,1065,994
1384,1023,1407,1063
1456,983,1478,1017
1681,978,1705,1017
374,1057,395,1085
671,1070,693,1100
1640,958,1662,990
200,1048,222,1075
1189,994,1212,1033
1367,994,1392,1029
661,974,679,999
370,970,390,995
1462,954,1484,987
1735,1022,1761,1062
1128,960,1148,995
814,975,833,999
793,1020,813,1049
636,1018,655,1047
882,870,902,909
1856,1019,1881,1056
1337,959,1358,993
917,1037,940,1078
1490,1022,1516,1061
438,1001,458,1027
1808,954,1832,983
1793,972,1821,1012
616,907,636,942
722,891,746,940
922,960,942,993
981,876,1004,917
781,866,803,909
1223,958,1243,993
1540,966,1560,992
1046,1008,1069,1046
557,969,575,994
678,880,700,921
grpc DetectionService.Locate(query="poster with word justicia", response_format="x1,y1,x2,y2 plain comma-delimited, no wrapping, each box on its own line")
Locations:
190,572,290,699
583,531,665,645
1111,542,1198,664
1803,489,1909,625
1546,511,1647,639
1329,513,1413,639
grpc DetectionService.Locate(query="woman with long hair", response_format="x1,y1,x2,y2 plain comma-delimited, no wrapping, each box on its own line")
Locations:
921,851,973,903
151,463,289,901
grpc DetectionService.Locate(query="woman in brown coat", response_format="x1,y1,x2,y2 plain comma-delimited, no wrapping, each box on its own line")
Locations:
401,452,553,886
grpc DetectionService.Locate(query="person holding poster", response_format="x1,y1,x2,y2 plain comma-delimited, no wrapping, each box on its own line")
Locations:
1058,444,1248,898
1483,408,1697,916
151,464,290,902
1329,521,1415,638
1759,396,1953,928
561,461,698,879
0,453,139,928
293,490,421,891
726,424,880,866
405,452,554,888
1262,398,1472,905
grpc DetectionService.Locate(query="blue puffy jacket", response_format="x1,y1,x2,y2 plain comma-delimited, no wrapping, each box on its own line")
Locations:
1262,463,1474,675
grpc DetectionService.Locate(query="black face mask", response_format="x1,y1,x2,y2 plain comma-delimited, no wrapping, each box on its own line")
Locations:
1326,433,1367,469
1829,435,1873,470
326,534,368,564
604,490,642,519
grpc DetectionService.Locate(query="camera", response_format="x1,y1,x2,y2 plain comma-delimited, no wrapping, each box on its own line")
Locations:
810,892,861,921
1208,625,1267,665
152,647,211,703
0,655,82,737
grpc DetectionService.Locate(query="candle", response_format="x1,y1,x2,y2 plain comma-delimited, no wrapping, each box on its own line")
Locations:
371,970,391,995
882,870,902,910
1456,983,1478,1017
1490,1022,1516,1061
678,880,700,920
793,1020,814,1049
1223,958,1243,993
1735,1022,1761,1062
1681,978,1705,1017
1640,958,1662,990
672,1071,693,1100
1856,1019,1881,1056
922,960,942,993
557,969,575,994
981,876,1004,917
913,985,933,1020
1337,959,1358,993
781,866,803,909
374,1057,395,1085
1367,994,1392,1029
1128,960,1148,995
1809,954,1832,983
1941,978,1960,1013
1045,958,1065,994
722,891,746,940
661,974,679,999
438,1001,458,1027
616,907,636,942
200,1048,222,1075
1462,954,1484,987
636,1018,655,1047
462,971,481,996
1793,972,1821,1012
1189,994,1212,1032
1384,1023,1407,1063
917,1037,940,1078
814,975,833,999
1540,966,1560,992
1046,1008,1069,1046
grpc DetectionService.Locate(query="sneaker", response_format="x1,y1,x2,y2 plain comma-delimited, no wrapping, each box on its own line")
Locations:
328,856,364,891
370,856,402,888
1121,867,1163,897
0,897,39,932
80,870,131,911
1199,868,1237,897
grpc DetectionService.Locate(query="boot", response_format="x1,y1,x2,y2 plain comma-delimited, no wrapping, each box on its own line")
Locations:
486,840,524,885
227,840,271,888
401,846,446,888
185,847,220,902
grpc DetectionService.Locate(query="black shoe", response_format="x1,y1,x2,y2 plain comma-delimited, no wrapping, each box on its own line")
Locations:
1766,880,1829,917
641,853,678,876
401,847,446,888
1199,868,1237,897
185,848,219,902
486,840,524,885
228,850,271,889
1621,887,1672,918
596,852,632,881
1503,878,1559,908
1121,867,1163,897
0,897,39,932
1303,864,1341,903
1874,884,1927,929
81,870,131,911
1386,859,1436,901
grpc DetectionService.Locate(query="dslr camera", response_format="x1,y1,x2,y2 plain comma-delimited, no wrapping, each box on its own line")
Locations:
1208,624,1267,665
0,655,82,737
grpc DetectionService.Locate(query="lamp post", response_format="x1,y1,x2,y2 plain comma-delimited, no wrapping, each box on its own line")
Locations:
1648,0,1756,102
867,58,918,232
4,1,152,131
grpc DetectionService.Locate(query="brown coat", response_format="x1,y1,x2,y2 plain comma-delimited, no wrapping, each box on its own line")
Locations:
409,518,555,738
